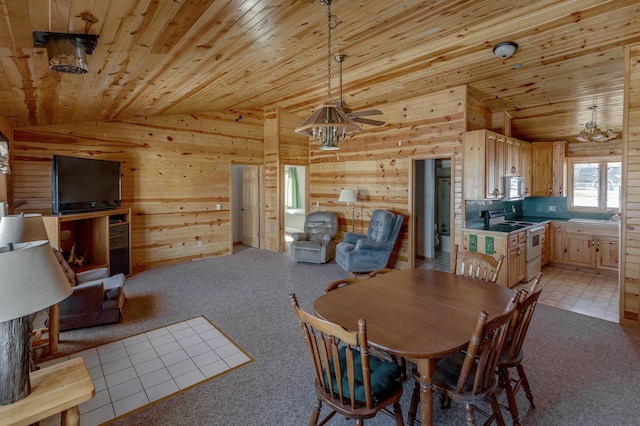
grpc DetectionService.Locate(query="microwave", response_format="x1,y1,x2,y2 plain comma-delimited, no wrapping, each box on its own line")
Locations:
504,176,526,200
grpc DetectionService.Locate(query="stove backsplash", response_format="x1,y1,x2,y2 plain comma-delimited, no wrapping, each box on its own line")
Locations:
465,196,611,227
465,199,523,227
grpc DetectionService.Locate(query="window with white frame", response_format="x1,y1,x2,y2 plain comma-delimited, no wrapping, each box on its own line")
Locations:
568,158,621,212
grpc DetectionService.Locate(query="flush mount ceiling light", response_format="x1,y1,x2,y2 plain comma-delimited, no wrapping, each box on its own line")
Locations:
493,41,518,59
295,0,362,150
33,31,99,74
576,105,618,143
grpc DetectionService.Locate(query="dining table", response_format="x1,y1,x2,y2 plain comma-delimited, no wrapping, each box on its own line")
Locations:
313,268,515,426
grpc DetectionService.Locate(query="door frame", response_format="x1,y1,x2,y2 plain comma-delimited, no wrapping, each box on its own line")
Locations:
282,163,310,243
409,154,455,269
230,161,264,251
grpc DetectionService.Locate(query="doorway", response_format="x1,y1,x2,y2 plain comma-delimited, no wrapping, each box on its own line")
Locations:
231,164,262,250
413,157,453,271
283,165,308,244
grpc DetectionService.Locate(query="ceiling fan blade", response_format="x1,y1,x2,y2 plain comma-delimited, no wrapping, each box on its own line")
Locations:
353,117,385,126
349,109,383,117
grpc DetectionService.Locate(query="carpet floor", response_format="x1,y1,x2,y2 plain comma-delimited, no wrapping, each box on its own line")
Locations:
36,246,640,425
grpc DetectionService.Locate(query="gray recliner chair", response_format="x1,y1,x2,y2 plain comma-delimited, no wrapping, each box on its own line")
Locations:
290,211,338,264
52,248,126,331
335,209,404,274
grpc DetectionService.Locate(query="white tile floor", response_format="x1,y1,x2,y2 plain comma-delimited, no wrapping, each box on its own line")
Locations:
38,316,252,426
417,251,620,323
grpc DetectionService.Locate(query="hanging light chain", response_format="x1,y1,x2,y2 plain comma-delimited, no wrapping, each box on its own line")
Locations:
325,0,339,101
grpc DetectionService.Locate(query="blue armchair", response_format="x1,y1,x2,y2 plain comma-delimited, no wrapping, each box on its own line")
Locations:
335,209,404,274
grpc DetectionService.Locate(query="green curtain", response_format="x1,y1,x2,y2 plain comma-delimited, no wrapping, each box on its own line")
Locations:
289,167,301,209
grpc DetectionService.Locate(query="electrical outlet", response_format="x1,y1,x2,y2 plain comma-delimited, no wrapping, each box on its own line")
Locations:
548,205,556,212
216,203,221,210
197,240,202,247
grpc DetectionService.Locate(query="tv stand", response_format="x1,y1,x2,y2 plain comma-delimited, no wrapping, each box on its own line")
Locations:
42,208,131,276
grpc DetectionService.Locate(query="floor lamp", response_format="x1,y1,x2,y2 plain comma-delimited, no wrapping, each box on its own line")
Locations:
338,189,357,232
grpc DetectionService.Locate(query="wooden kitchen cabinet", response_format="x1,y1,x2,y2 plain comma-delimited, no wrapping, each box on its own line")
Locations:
549,221,565,264
464,130,530,200
507,231,527,287
541,223,550,266
563,222,619,271
464,130,505,200
519,142,532,196
531,141,566,196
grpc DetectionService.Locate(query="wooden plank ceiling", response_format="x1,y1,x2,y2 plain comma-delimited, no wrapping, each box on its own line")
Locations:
0,0,637,142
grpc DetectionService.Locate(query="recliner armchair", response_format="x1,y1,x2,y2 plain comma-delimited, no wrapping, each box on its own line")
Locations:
335,209,404,274
52,248,126,331
289,211,338,264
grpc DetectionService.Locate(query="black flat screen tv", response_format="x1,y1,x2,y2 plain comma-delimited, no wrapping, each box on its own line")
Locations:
52,155,121,215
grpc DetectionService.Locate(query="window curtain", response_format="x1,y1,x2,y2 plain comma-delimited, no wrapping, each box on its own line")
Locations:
288,167,301,209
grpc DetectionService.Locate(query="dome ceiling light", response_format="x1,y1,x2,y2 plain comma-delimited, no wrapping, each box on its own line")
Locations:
493,41,518,59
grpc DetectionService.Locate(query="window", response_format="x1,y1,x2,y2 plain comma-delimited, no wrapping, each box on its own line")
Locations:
568,158,621,212
284,166,301,209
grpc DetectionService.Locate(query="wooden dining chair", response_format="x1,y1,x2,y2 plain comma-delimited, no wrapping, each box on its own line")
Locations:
289,294,405,426
497,272,545,426
324,277,360,293
367,268,394,278
407,295,518,426
452,244,505,283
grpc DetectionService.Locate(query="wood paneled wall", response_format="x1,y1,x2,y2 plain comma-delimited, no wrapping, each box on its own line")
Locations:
263,107,309,252
307,86,467,269
12,111,264,272
621,44,640,326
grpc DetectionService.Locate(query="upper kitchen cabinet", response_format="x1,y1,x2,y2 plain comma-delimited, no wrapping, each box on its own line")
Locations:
531,141,566,197
463,130,531,200
464,130,505,200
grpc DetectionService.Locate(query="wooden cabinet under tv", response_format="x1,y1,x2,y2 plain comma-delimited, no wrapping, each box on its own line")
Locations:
42,208,131,276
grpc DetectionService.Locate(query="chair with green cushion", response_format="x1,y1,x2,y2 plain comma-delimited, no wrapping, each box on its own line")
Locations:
289,293,404,425
497,272,545,426
407,295,518,426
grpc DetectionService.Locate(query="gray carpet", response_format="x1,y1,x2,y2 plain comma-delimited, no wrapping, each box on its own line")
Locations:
40,247,640,425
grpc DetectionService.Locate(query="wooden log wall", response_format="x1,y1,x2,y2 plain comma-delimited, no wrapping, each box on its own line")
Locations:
621,44,640,326
263,107,309,252
307,86,468,269
11,111,264,272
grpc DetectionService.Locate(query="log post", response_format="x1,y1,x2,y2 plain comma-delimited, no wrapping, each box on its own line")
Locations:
0,315,31,405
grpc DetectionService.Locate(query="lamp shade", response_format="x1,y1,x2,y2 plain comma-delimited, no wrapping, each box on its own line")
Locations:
338,189,357,204
0,213,49,245
0,241,72,322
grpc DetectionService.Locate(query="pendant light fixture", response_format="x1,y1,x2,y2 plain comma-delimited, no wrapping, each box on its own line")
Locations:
575,105,617,143
295,0,362,150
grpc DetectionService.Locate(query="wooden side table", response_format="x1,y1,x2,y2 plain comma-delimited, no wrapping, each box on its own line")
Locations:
0,357,95,426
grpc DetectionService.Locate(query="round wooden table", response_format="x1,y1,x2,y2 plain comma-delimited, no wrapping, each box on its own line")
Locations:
314,268,515,426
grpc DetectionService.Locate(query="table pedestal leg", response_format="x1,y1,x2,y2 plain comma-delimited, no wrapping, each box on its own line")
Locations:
415,358,436,426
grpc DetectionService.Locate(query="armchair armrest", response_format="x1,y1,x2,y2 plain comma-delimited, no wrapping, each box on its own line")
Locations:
60,282,105,315
76,267,109,284
321,234,335,245
355,239,393,252
343,232,367,244
291,232,308,242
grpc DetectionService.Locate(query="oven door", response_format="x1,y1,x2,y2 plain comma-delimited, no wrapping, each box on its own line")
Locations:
526,226,544,261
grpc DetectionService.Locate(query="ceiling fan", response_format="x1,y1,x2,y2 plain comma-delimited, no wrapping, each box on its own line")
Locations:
335,54,385,127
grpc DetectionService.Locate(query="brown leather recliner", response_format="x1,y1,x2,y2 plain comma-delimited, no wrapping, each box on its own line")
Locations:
52,249,126,331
